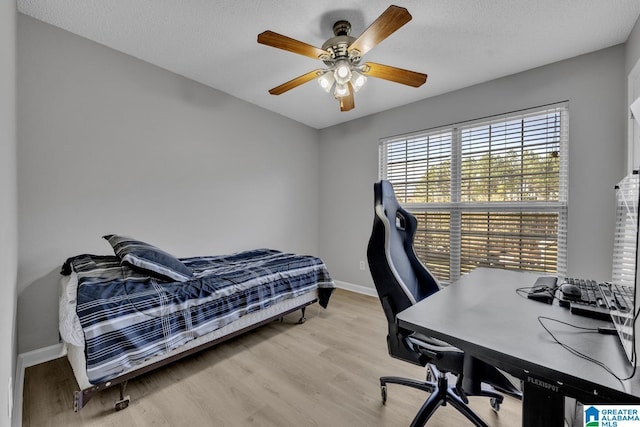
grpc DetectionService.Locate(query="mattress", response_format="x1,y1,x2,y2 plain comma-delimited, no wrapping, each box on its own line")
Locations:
60,272,84,346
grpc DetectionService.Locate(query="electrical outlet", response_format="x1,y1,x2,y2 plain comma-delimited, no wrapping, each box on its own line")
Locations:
359,261,365,271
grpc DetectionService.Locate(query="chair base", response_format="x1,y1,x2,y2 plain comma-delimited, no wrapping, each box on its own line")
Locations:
380,366,506,427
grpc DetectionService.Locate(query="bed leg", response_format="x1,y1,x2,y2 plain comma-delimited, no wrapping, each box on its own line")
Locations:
298,307,307,324
74,390,86,412
114,380,130,411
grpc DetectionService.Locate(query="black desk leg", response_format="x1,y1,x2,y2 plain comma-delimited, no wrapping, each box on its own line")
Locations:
522,379,565,427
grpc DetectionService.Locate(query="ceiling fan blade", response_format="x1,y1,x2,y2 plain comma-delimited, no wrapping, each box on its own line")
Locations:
258,31,328,60
362,62,427,87
348,5,412,57
268,69,323,95
340,84,355,112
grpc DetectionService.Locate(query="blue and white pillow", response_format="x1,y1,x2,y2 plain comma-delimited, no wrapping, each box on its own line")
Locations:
103,234,192,282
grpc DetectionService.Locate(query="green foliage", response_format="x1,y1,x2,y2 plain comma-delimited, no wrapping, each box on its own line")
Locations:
405,149,560,281
408,149,559,203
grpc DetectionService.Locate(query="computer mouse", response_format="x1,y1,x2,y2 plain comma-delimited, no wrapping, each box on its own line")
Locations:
559,283,582,300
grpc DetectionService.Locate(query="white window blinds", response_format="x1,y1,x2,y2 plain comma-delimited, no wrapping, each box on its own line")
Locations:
380,103,569,283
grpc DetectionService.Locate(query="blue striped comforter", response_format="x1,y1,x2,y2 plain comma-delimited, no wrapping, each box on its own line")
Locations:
62,249,334,384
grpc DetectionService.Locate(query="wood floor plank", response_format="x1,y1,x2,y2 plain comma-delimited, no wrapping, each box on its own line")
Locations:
23,288,521,426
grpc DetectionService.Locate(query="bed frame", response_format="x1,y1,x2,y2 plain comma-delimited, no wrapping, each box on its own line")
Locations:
68,292,319,412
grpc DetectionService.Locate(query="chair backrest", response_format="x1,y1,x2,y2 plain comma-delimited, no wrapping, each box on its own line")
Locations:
367,180,440,324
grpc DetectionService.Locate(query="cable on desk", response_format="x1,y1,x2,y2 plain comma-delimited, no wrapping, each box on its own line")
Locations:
516,286,558,299
516,286,563,303
515,287,533,298
537,316,637,383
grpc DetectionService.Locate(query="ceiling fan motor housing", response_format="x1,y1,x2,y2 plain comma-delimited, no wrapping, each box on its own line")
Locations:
321,20,360,66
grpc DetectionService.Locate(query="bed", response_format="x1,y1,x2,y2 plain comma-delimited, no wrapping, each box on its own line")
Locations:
59,235,335,412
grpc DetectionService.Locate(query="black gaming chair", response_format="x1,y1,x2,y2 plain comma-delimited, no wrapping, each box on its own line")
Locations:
367,180,521,427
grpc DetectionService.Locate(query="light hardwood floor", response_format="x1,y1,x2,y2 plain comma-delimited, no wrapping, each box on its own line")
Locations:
23,289,521,426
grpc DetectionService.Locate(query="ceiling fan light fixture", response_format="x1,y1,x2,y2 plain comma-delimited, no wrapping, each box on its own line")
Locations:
350,70,367,93
317,71,335,93
333,59,352,85
334,82,350,98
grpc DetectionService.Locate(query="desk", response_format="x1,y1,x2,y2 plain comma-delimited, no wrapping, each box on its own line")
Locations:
396,268,640,427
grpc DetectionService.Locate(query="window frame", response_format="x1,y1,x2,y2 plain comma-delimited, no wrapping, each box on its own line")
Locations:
379,103,569,283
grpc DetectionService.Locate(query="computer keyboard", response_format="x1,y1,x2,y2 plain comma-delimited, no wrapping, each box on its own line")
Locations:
609,283,633,311
559,277,633,320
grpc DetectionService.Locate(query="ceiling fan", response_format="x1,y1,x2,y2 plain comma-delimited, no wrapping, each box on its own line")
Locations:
257,5,427,112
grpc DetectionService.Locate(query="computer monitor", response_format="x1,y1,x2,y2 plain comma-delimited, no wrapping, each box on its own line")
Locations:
610,170,639,365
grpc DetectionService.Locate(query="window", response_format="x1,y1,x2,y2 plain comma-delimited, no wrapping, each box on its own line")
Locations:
380,103,568,283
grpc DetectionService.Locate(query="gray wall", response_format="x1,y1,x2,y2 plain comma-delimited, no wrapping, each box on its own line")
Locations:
318,46,627,291
627,15,640,74
1,1,18,426
17,15,321,353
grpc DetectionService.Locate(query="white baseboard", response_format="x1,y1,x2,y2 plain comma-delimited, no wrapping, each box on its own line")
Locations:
334,280,378,298
18,343,66,369
13,343,66,427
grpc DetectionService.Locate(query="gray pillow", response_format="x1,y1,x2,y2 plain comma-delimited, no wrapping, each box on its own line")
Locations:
103,234,192,282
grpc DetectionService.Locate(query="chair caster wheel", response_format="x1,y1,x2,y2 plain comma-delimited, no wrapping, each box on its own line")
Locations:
381,385,387,405
115,395,130,411
490,397,501,412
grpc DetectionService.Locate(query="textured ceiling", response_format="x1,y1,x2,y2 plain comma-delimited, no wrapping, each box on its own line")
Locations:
17,0,640,129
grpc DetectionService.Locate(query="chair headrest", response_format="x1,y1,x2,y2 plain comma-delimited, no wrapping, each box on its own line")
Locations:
370,180,440,307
